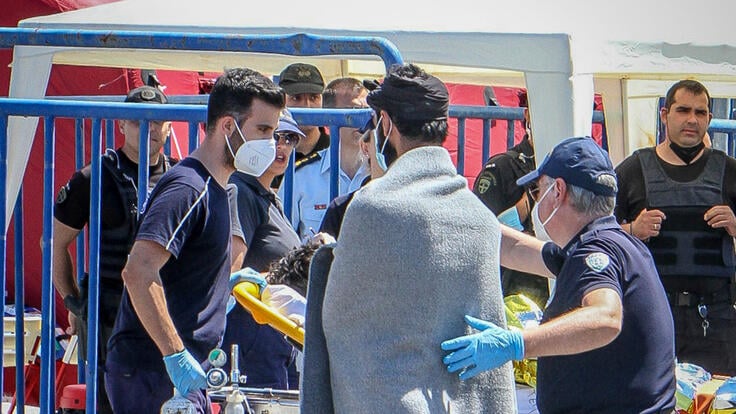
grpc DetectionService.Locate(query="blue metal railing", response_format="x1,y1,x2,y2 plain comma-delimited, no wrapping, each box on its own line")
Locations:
0,29,403,69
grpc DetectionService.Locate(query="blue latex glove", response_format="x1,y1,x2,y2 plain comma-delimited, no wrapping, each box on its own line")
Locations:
441,315,524,380
163,349,207,396
229,267,267,293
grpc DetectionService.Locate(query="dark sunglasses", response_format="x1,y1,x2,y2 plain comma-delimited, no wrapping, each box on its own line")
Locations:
274,132,301,146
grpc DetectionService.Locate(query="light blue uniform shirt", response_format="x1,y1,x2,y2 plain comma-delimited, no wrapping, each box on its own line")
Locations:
279,148,369,241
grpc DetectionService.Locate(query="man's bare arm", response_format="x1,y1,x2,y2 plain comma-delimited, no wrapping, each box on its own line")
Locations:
500,224,554,279
522,288,622,358
121,239,183,356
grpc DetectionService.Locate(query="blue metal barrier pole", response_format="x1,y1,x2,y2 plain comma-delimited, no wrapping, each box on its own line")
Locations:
40,116,56,414
74,118,86,382
0,114,6,404
329,124,340,201
87,119,102,413
283,152,295,225
106,119,115,149
137,121,151,213
506,120,515,150
456,118,466,176
189,122,199,152
481,119,491,163
14,186,25,414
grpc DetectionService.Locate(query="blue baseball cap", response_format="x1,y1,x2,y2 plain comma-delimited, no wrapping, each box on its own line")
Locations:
516,136,617,196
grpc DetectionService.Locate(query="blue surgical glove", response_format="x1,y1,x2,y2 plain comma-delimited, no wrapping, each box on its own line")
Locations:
441,315,524,380
163,349,207,396
229,267,267,293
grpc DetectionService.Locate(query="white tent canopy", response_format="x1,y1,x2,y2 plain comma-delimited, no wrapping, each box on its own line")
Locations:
7,0,736,226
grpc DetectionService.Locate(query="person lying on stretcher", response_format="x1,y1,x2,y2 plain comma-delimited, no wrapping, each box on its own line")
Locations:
228,241,322,328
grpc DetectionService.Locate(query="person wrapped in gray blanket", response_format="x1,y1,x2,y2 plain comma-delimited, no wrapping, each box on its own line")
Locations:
301,63,516,413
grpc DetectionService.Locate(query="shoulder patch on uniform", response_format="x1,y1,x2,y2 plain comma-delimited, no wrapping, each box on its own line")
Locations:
584,252,610,272
295,151,322,170
56,184,69,204
476,173,497,194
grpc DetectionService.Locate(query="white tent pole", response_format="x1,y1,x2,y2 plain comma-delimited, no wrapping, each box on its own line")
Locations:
6,46,54,231
525,72,593,161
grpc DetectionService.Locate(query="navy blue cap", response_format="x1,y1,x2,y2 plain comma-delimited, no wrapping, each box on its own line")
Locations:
516,137,617,196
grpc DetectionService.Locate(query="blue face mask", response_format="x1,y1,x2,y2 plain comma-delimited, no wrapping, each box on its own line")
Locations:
373,115,393,172
497,206,524,231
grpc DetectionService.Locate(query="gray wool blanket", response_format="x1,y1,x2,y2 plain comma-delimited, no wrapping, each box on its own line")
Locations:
301,146,516,413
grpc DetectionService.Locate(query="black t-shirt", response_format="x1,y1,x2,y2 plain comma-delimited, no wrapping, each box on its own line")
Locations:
537,216,676,414
229,171,301,271
473,136,535,228
107,158,231,369
54,149,170,230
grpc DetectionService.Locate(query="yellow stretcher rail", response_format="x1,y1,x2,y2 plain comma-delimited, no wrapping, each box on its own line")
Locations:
232,281,305,346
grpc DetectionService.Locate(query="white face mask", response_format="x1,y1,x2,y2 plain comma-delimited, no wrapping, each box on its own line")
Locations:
531,183,558,242
225,120,276,177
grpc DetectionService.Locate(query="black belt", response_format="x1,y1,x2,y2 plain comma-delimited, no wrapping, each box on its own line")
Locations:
665,289,732,307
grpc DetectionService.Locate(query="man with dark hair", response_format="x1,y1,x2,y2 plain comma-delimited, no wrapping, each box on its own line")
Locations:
614,79,736,375
302,63,515,413
472,90,549,307
105,68,285,412
53,86,174,414
443,137,676,413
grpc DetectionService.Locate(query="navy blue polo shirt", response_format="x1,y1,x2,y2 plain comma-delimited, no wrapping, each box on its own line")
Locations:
537,215,676,414
223,171,301,389
230,172,301,271
107,158,231,370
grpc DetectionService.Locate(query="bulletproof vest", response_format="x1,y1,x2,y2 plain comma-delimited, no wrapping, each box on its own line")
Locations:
98,150,139,282
638,148,735,278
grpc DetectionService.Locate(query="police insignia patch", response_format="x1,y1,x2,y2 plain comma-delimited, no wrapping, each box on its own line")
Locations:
585,252,610,272
476,173,496,194
56,185,69,204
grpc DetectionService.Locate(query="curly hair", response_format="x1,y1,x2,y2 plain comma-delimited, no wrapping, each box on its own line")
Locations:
266,242,320,296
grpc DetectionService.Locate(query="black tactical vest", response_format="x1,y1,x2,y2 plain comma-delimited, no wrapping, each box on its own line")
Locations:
638,148,735,278
98,150,170,283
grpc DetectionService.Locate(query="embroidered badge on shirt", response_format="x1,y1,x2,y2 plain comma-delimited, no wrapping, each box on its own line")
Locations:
56,184,69,204
476,172,497,194
585,252,611,272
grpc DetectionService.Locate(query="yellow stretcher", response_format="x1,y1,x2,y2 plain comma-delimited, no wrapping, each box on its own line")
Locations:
231,281,305,346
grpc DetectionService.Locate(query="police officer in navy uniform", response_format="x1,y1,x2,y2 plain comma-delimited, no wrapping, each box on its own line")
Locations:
473,91,549,307
443,137,676,414
615,79,736,376
52,86,174,414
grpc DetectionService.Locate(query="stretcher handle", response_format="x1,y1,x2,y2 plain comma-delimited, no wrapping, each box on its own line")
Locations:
232,282,305,346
